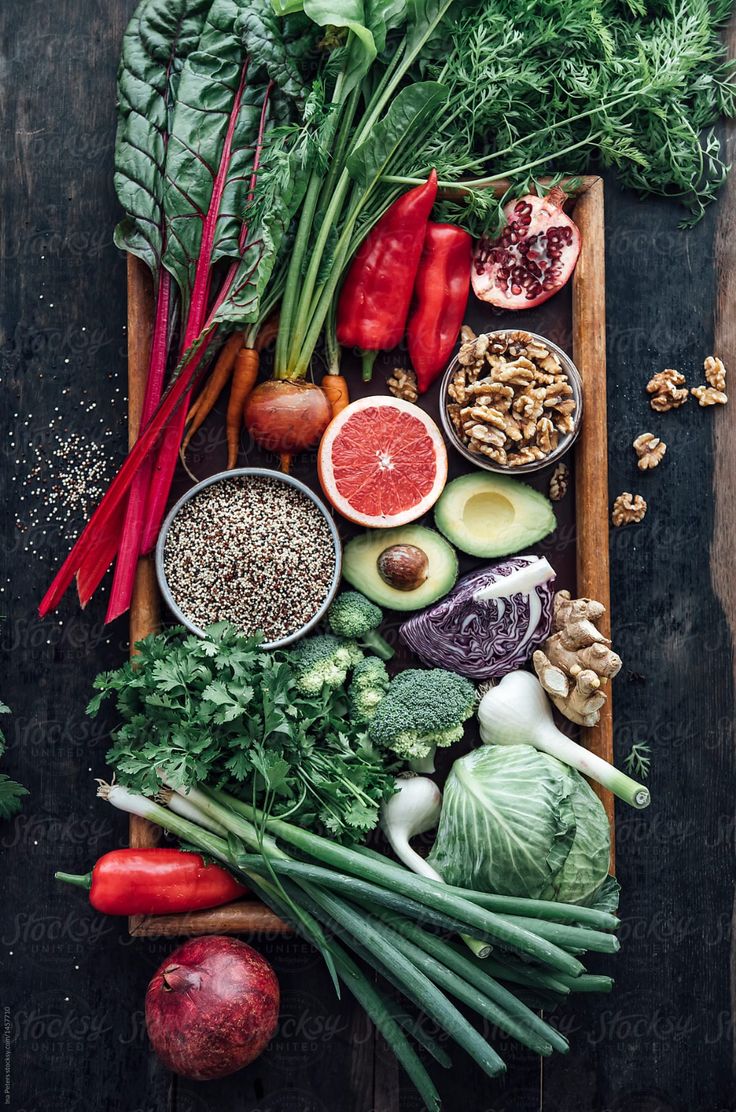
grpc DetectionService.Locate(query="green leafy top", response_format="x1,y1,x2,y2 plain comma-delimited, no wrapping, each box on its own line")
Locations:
0,701,27,821
418,0,736,229
114,0,212,273
92,623,398,842
624,741,651,780
161,0,272,309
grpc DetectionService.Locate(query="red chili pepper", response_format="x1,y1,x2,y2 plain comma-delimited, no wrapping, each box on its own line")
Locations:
336,170,438,381
55,848,246,916
407,222,473,394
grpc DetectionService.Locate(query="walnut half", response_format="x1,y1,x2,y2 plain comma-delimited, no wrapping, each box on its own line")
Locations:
387,366,418,403
548,462,569,501
612,492,647,527
633,432,666,471
704,355,726,392
691,384,727,407
646,368,688,412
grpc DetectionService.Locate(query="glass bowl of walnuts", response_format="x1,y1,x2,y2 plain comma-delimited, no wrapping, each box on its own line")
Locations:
439,329,583,475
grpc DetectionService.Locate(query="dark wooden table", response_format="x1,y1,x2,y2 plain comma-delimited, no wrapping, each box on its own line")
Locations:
3,4,736,1111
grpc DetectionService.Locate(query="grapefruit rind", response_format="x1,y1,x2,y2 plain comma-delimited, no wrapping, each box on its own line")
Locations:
318,396,448,528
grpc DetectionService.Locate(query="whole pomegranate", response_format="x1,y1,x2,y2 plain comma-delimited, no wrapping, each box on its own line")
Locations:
145,936,280,1081
472,187,581,310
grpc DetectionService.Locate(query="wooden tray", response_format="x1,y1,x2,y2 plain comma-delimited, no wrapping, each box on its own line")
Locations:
126,176,610,938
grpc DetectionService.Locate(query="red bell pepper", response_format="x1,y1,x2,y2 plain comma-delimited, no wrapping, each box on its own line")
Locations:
55,848,246,916
337,169,438,381
407,222,473,394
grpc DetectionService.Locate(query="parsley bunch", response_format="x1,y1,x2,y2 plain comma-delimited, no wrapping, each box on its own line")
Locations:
89,623,398,843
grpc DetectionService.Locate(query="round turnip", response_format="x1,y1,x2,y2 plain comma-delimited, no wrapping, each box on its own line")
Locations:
145,936,280,1080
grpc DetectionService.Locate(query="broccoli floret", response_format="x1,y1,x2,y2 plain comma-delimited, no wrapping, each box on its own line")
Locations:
327,591,394,661
348,657,391,724
368,668,475,772
291,635,364,696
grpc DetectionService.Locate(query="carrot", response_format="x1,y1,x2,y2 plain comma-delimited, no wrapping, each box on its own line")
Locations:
182,331,243,454
226,348,260,468
321,372,350,419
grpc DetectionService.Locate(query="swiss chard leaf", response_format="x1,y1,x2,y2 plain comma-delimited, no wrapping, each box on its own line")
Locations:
238,0,319,102
114,0,211,273
404,0,457,56
162,0,266,308
363,0,408,53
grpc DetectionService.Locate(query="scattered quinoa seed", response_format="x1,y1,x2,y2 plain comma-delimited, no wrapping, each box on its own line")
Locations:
163,476,337,642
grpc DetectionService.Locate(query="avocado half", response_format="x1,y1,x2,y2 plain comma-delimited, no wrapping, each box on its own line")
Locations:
342,525,459,612
433,473,556,558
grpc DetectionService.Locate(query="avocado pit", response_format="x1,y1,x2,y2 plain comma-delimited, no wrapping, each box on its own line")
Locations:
377,544,429,592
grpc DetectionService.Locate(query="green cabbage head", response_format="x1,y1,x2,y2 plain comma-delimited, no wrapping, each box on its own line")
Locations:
427,744,610,905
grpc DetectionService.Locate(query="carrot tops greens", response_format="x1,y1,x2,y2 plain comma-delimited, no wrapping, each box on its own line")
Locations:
89,623,399,842
411,0,736,229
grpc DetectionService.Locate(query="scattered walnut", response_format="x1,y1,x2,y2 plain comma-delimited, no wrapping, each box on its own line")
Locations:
612,492,647,527
445,330,578,468
704,355,726,392
549,462,569,501
387,366,418,403
646,368,688,411
459,323,477,344
691,384,728,407
633,432,667,471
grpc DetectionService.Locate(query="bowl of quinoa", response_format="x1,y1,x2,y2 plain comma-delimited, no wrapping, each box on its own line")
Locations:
156,468,341,648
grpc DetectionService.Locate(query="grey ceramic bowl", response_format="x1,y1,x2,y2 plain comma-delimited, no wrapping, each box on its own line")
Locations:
439,329,583,476
155,467,342,649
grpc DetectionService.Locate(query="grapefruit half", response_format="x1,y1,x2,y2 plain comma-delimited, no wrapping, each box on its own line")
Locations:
318,396,448,528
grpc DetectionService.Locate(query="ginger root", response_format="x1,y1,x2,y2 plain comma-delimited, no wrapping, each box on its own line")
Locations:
533,590,621,727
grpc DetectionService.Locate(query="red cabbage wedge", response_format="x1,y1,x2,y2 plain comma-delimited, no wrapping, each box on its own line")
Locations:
400,556,556,680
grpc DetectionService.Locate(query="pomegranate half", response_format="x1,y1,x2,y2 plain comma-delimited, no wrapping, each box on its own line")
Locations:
472,187,581,310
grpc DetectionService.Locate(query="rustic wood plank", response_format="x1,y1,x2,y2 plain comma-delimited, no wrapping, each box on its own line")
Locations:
710,11,736,1092
126,256,161,946
571,177,616,838
132,900,288,938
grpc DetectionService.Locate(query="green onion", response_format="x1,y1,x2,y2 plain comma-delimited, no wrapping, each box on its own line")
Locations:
244,871,442,1111
339,843,620,930
378,913,570,1057
304,883,507,1081
206,788,584,978
238,854,498,946
501,915,620,955
360,912,557,1057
